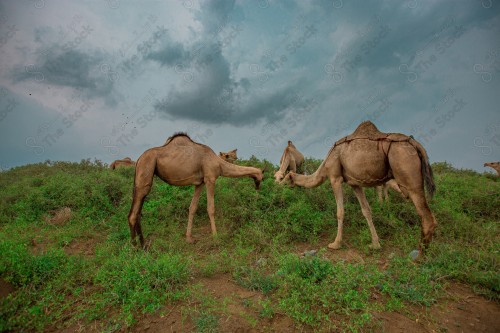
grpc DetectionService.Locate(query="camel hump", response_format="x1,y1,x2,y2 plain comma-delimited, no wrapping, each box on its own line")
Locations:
350,121,384,138
163,132,192,146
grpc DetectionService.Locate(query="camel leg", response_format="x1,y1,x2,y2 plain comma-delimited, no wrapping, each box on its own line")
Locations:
408,190,437,252
186,184,205,243
352,185,381,250
128,184,152,248
328,178,345,250
376,186,383,203
386,179,402,200
205,181,217,236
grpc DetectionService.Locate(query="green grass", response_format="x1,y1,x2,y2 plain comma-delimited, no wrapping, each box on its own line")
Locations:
0,159,498,332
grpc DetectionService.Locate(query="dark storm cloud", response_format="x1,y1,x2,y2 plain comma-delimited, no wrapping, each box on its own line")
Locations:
147,0,292,126
12,48,113,98
145,40,188,67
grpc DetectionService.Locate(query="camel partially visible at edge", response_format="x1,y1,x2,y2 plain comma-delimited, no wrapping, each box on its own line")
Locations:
219,149,238,163
281,121,436,258
484,162,500,176
110,157,136,169
274,141,305,182
128,133,263,247
376,179,402,202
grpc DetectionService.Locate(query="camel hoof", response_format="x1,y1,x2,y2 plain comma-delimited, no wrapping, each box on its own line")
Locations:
369,243,381,250
186,237,196,244
327,242,342,250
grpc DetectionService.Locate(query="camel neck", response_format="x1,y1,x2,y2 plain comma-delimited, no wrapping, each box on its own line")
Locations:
220,161,259,178
278,152,291,174
292,161,327,188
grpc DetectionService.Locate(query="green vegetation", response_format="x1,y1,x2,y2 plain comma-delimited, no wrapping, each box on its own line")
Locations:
0,159,498,332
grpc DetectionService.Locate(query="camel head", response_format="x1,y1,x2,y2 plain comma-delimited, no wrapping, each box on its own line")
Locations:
280,172,295,186
219,149,238,163
253,170,264,190
274,170,285,182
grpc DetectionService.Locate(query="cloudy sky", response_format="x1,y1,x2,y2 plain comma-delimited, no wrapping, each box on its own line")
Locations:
0,0,499,172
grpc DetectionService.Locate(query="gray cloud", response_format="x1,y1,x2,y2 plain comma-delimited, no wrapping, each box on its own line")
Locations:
12,48,113,98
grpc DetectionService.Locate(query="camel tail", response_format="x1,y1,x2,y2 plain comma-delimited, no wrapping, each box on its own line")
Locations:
412,139,435,199
110,161,116,170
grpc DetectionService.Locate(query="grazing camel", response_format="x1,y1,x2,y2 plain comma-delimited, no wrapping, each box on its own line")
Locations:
376,179,403,202
128,133,263,247
484,162,500,176
219,149,238,163
274,141,305,182
281,121,436,257
110,157,136,169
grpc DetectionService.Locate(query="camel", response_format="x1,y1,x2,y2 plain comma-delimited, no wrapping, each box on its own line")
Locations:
110,157,136,169
376,179,403,202
281,121,437,257
128,133,263,247
219,149,238,163
484,162,500,176
274,141,305,182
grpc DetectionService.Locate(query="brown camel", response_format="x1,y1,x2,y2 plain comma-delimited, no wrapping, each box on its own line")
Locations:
110,157,136,169
281,121,436,257
274,141,305,182
376,179,403,202
219,149,238,163
484,162,500,176
128,133,263,246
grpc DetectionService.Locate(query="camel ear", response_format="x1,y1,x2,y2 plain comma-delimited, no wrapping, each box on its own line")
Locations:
288,140,292,146
261,165,268,173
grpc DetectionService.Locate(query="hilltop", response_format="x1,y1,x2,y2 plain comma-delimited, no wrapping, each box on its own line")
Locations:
0,158,499,332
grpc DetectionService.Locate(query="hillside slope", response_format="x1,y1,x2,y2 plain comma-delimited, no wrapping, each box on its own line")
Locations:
0,159,499,332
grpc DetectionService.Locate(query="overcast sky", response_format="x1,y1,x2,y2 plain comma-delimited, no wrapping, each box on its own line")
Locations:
0,0,499,172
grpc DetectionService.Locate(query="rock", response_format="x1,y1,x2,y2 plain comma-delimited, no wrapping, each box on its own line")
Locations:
256,258,267,266
300,249,318,258
409,249,420,261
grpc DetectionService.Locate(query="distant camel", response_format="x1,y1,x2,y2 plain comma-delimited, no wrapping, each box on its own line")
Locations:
281,121,436,257
110,157,136,169
128,133,263,247
274,141,305,182
484,162,500,176
376,179,403,202
219,149,238,163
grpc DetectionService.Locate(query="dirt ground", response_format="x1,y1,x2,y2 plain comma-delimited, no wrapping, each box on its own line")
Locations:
2,233,499,333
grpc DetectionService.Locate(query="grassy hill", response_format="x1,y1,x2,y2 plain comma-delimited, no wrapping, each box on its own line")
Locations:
0,158,498,332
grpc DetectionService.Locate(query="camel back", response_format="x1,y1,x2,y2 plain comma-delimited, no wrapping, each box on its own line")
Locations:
333,121,435,198
334,121,412,147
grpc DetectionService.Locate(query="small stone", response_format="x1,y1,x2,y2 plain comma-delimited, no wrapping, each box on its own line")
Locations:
256,258,267,266
300,249,318,258
409,250,420,261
